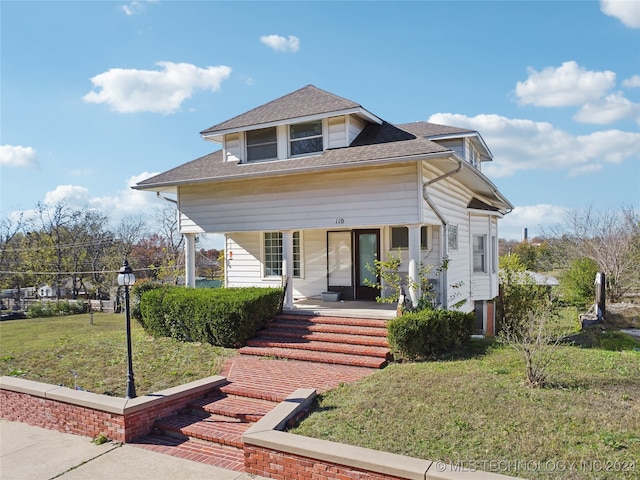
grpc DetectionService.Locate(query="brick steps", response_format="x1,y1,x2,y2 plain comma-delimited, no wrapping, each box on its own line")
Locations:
246,338,390,358
189,392,276,422
133,385,278,471
238,345,388,368
154,411,249,448
238,314,390,368
257,329,389,347
132,434,245,472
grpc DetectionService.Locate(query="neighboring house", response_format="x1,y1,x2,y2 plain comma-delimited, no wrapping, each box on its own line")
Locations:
135,85,512,334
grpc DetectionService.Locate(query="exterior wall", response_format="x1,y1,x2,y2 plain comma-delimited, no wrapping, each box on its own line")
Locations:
244,445,407,480
348,115,366,143
327,116,347,149
469,212,499,302
227,229,329,298
224,132,241,162
179,163,420,234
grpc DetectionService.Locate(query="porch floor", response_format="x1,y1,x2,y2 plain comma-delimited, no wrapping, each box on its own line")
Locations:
285,297,397,320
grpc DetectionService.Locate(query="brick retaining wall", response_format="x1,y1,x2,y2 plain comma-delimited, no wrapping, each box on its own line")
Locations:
0,375,227,442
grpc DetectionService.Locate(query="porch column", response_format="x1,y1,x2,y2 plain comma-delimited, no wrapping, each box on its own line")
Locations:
407,225,421,308
282,230,294,309
184,233,196,288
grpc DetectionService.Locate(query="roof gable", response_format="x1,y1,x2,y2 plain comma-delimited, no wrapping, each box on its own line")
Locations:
200,85,379,136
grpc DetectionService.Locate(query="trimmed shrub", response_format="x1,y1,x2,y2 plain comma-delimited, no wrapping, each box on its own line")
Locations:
26,300,86,318
387,308,475,360
138,287,282,347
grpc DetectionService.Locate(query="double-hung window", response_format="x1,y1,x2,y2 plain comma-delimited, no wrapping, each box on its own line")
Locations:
473,235,487,273
290,120,323,156
247,127,277,161
448,225,458,250
390,226,429,249
264,231,301,277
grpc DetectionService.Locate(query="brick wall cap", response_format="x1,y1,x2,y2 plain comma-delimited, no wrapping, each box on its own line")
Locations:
245,429,432,480
245,387,315,435
0,376,59,397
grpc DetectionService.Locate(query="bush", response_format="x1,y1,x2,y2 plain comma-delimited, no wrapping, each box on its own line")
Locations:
387,309,474,360
138,287,283,347
26,300,86,318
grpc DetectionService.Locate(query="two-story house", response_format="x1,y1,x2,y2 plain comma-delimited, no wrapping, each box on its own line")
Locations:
134,85,512,335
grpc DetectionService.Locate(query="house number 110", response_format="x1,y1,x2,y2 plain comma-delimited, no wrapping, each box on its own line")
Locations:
335,218,345,224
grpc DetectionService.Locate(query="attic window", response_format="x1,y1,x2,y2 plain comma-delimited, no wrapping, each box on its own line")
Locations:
290,120,323,156
247,127,277,161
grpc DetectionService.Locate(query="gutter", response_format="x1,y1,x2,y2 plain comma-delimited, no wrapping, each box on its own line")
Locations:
422,156,464,309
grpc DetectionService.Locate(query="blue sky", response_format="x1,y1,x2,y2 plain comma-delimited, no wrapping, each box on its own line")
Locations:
1,0,639,248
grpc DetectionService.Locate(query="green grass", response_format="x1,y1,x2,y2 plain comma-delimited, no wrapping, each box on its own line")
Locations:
291,339,640,480
0,313,236,397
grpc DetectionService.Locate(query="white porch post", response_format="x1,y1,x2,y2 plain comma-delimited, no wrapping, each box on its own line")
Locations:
282,230,294,309
407,225,421,308
184,233,196,288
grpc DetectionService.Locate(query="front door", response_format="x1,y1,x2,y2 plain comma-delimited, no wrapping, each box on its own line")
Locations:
354,229,380,300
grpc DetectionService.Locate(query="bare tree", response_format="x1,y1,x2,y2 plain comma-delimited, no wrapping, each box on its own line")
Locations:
546,205,640,303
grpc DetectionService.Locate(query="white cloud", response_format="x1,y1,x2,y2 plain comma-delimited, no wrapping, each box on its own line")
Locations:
515,61,616,107
0,145,39,168
622,74,640,88
260,34,300,53
428,112,640,177
37,173,164,225
121,0,157,16
573,91,640,125
43,185,91,207
500,204,567,240
83,62,232,114
601,0,640,28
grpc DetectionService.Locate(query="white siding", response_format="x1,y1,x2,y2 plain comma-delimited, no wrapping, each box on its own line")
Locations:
327,116,347,149
224,133,241,163
434,139,464,159
179,163,420,233
227,229,329,298
347,115,366,144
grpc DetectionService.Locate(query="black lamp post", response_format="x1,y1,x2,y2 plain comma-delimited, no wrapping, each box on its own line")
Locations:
117,259,136,399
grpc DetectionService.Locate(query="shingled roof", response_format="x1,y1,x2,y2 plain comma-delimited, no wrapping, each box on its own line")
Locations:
200,85,378,135
398,121,476,138
135,132,449,189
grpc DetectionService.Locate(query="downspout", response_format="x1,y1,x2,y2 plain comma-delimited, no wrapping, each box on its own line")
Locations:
422,157,464,309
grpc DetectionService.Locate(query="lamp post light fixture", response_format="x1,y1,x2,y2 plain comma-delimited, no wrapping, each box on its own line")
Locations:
117,259,137,399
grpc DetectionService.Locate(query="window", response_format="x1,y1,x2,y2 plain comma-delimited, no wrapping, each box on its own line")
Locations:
290,120,323,156
247,127,277,161
391,227,429,249
473,235,486,273
264,231,301,277
448,225,458,250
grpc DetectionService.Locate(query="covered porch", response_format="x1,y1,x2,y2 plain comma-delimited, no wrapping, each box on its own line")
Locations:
286,297,397,320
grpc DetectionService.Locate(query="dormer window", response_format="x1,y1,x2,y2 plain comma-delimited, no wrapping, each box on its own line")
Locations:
290,120,323,156
247,127,277,162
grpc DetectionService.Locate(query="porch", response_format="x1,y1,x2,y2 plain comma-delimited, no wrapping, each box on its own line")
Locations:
285,297,397,320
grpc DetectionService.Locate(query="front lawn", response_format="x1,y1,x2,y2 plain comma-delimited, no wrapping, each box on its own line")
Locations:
0,313,236,397
291,338,640,480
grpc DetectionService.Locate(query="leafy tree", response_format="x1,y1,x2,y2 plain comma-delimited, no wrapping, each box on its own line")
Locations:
560,257,599,308
497,254,565,388
546,205,640,303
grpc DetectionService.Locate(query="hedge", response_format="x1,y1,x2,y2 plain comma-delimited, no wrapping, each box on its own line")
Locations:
137,286,282,347
387,308,475,360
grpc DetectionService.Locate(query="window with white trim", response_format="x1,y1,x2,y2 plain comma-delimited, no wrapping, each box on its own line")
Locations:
290,120,323,156
390,226,429,249
473,235,487,273
263,231,301,277
247,127,277,161
448,225,458,250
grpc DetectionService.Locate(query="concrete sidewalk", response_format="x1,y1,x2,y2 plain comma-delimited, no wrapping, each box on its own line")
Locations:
0,420,266,480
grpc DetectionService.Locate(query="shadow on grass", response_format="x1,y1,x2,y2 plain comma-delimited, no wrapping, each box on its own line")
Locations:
563,327,640,351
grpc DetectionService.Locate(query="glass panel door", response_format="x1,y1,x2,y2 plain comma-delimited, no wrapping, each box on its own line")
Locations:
355,230,379,300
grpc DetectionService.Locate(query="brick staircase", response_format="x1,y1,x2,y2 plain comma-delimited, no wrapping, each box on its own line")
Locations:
132,314,389,471
133,383,280,471
238,314,390,368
